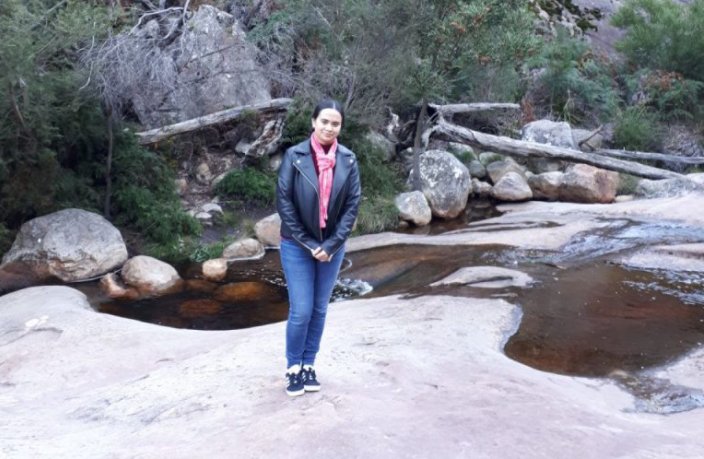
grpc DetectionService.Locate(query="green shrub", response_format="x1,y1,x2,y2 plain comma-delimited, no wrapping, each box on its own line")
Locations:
354,196,399,234
624,69,704,122
0,223,15,256
613,107,663,151
214,168,277,205
612,0,704,83
617,173,640,195
111,133,201,246
528,27,619,124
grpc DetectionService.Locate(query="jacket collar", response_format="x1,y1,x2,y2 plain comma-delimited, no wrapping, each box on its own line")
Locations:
291,139,355,205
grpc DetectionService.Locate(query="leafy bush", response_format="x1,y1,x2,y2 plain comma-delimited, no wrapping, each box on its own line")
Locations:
617,173,640,195
214,168,277,206
624,69,704,122
612,107,663,151
111,133,201,246
527,27,619,124
612,0,704,83
354,197,399,234
0,0,112,227
0,223,15,256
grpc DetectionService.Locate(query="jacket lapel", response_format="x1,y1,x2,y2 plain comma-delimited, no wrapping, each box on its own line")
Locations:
330,149,353,207
293,143,319,195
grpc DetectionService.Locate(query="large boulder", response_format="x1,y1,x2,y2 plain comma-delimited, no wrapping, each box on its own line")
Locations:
528,171,564,201
560,164,619,203
255,213,282,247
1,209,127,282
486,158,526,185
222,238,265,260
521,120,575,173
522,120,576,149
491,172,533,202
635,174,704,199
395,191,432,226
572,128,604,151
121,256,183,297
131,6,271,128
410,150,471,219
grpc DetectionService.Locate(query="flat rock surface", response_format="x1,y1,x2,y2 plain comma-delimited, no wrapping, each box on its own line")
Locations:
1,286,704,458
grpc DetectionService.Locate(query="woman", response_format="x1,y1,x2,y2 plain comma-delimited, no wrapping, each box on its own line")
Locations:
276,99,362,397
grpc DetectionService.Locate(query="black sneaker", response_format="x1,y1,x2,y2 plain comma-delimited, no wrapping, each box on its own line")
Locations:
302,367,321,392
286,370,305,397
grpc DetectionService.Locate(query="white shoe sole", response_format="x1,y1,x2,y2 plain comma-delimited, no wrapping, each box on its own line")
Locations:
286,388,305,397
304,385,320,392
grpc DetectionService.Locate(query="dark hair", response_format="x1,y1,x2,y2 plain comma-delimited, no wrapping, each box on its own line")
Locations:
311,99,345,126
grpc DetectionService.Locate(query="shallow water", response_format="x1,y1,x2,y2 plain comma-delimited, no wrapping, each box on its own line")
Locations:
77,211,704,411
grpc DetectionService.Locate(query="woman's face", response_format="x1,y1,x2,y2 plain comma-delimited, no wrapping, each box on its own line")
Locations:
311,108,342,146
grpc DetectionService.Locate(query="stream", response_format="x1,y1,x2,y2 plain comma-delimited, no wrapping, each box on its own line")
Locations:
75,205,704,414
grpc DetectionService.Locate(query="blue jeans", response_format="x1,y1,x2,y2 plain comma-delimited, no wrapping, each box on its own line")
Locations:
280,239,345,368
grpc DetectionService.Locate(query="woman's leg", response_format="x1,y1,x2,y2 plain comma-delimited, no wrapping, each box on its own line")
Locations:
280,240,316,368
302,247,345,366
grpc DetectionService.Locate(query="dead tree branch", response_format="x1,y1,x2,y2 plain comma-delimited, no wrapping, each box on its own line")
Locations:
431,120,690,181
136,98,293,144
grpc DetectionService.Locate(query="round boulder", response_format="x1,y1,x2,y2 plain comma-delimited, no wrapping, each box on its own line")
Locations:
560,164,619,203
121,255,183,297
1,208,128,282
255,213,282,248
395,191,432,226
410,150,471,219
491,172,533,202
223,238,265,260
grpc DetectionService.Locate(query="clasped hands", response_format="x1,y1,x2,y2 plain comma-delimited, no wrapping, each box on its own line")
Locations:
311,247,332,262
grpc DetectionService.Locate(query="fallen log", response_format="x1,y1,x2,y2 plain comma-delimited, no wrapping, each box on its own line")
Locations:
136,98,293,145
593,148,704,166
429,102,520,117
431,120,689,181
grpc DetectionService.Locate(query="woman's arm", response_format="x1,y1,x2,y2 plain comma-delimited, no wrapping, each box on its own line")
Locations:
276,150,319,251
320,160,362,257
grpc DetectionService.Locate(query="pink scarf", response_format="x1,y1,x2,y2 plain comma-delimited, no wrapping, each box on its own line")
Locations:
310,134,337,229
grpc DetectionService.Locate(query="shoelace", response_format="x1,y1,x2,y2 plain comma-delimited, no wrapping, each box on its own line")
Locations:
303,368,316,381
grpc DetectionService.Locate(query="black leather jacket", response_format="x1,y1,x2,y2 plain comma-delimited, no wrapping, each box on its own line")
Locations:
276,139,362,256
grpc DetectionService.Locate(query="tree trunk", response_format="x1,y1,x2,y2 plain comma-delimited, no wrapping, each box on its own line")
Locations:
593,148,704,166
428,102,521,117
136,98,293,145
411,99,429,191
104,109,114,219
431,120,691,181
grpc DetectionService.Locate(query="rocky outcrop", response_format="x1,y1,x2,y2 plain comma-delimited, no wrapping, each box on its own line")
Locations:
1,209,127,283
2,282,704,458
132,6,271,128
412,150,471,219
395,191,432,226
